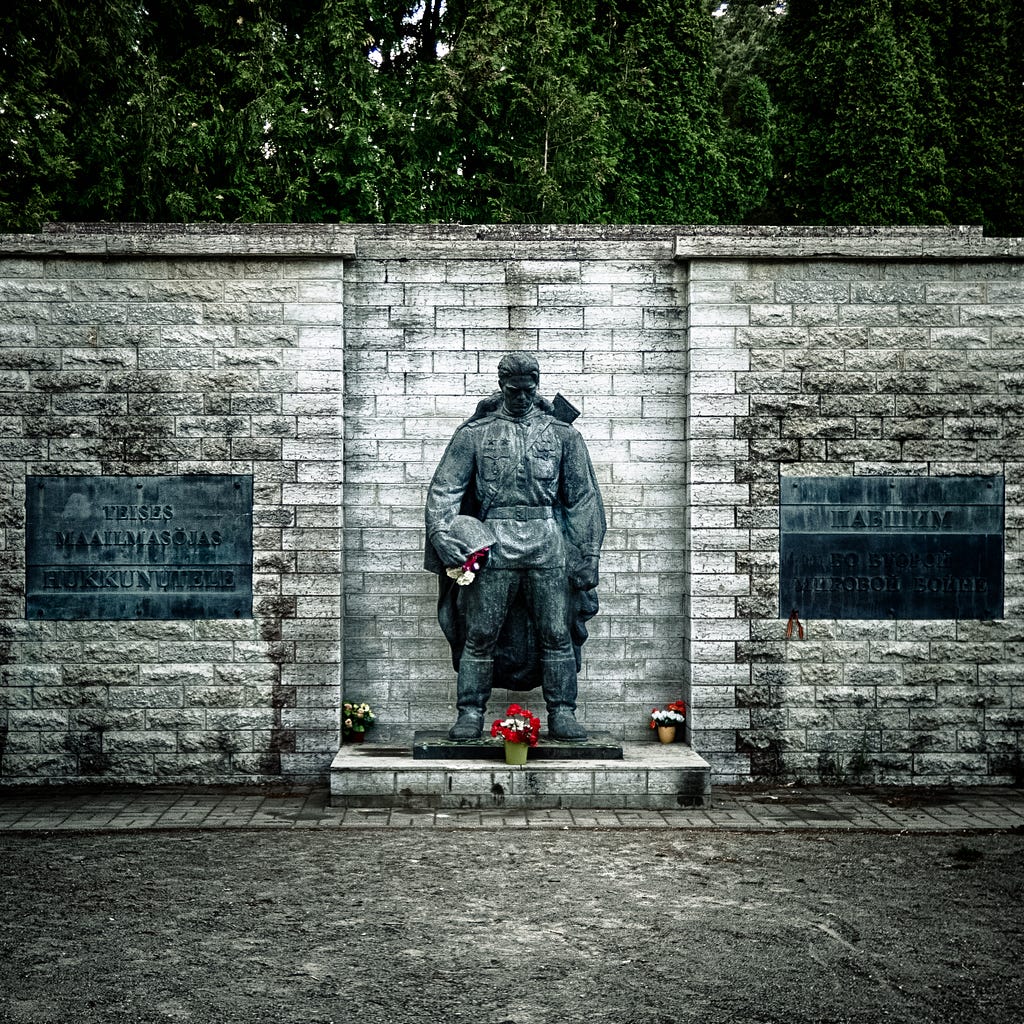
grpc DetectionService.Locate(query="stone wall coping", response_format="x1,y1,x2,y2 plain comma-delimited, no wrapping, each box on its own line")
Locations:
675,225,1024,260
0,223,358,258
0,223,1021,261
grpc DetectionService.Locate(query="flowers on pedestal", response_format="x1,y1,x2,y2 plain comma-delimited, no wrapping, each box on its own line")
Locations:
491,702,541,763
650,700,686,743
343,701,375,743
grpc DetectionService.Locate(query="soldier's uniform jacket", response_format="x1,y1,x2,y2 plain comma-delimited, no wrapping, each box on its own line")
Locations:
425,404,605,571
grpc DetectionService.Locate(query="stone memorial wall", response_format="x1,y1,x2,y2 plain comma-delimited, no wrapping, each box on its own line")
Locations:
682,230,1024,784
0,226,351,782
0,224,1022,787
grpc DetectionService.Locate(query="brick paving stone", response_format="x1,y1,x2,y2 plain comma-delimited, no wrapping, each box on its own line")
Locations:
2,786,1024,831
438,814,488,829
497,816,530,828
389,814,439,827
615,811,669,827
661,811,715,824
970,813,1024,827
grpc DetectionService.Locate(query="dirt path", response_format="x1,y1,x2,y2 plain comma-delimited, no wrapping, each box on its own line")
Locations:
2,829,1021,1023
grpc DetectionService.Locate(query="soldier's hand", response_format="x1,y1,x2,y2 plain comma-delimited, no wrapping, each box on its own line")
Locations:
432,534,473,568
571,555,600,591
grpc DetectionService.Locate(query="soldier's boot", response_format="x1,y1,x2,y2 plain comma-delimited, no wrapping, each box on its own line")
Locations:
543,656,588,740
448,656,493,740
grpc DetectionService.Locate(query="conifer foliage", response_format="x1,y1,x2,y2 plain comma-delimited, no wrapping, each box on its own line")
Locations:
0,0,1020,232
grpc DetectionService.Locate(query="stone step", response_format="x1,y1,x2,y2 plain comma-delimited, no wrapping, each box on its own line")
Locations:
411,730,624,761
329,741,711,810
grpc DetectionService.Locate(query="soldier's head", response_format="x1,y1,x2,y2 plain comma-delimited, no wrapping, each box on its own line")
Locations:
497,353,540,418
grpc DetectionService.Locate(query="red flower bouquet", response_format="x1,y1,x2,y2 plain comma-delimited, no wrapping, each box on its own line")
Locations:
491,702,541,747
649,699,687,729
445,547,490,587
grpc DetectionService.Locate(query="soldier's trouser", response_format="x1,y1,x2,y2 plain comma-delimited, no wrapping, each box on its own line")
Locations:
458,567,578,715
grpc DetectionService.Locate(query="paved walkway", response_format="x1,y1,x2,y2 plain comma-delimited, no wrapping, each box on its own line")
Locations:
2,784,1024,832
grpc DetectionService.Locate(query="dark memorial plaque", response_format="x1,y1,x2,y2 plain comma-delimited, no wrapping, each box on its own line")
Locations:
780,476,1003,620
26,475,253,620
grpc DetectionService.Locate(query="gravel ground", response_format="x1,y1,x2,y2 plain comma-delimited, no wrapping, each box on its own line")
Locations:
2,828,1022,1024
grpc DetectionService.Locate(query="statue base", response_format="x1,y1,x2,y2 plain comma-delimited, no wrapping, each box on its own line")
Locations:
412,730,623,761
330,740,712,808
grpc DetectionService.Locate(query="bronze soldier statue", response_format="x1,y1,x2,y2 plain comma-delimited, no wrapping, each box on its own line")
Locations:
424,353,606,741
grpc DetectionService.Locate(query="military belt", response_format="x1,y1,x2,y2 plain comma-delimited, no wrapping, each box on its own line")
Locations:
485,506,556,521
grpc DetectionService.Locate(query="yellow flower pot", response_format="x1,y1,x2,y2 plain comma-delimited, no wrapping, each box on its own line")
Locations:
656,724,676,744
504,739,529,765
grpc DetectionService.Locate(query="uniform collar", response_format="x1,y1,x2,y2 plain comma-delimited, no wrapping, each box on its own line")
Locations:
495,404,543,424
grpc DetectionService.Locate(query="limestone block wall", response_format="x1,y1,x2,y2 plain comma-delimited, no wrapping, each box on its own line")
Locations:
2,223,1024,788
682,227,1024,785
341,230,689,744
0,228,350,783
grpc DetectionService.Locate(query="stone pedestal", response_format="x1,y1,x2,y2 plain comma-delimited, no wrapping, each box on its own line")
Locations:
411,730,623,761
330,741,711,809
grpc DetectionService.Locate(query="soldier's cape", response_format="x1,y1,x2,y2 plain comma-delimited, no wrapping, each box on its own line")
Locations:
424,392,602,692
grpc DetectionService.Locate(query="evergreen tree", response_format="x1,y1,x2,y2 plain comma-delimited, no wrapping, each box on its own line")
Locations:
408,0,616,222
773,0,951,224
709,1,780,221
1,1,387,225
604,0,731,222
0,2,128,229
3,0,1020,231
944,0,1024,235
126,0,383,221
